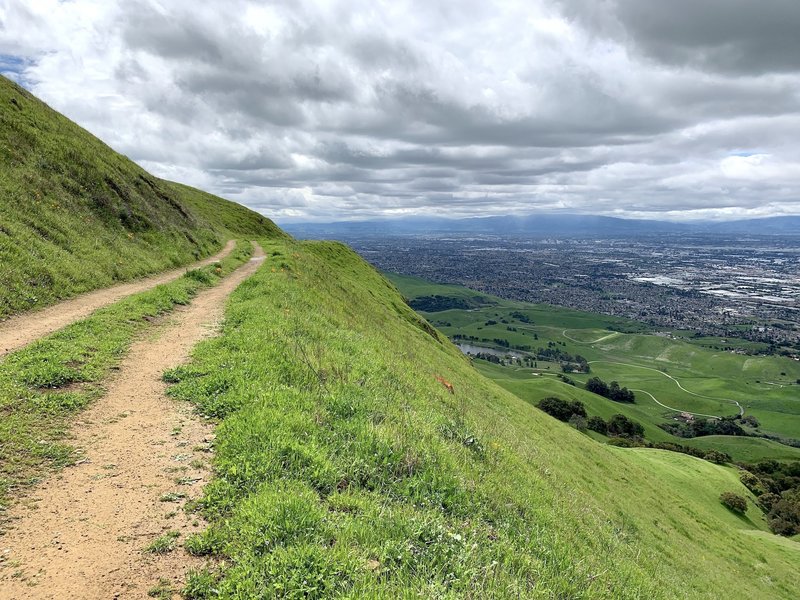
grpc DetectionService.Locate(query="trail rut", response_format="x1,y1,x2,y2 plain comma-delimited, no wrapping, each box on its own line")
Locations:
0,240,236,358
0,242,264,600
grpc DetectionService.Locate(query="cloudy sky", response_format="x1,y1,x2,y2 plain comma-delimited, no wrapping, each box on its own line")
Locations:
2,0,800,222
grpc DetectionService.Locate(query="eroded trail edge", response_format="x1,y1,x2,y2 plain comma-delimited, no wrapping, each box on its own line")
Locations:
0,242,264,600
0,240,237,358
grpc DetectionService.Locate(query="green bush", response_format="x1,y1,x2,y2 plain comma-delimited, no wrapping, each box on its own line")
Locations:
719,492,748,514
536,396,586,422
587,416,608,435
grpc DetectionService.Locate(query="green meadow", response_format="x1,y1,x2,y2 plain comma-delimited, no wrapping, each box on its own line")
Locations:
388,273,800,464
164,242,799,598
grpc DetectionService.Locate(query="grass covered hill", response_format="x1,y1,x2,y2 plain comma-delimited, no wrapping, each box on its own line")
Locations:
168,240,799,598
0,75,283,318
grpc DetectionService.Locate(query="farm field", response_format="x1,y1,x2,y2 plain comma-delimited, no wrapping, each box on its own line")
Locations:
388,273,800,463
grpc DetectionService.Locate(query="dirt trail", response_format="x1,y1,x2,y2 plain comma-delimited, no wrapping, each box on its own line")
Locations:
0,240,236,358
0,242,265,600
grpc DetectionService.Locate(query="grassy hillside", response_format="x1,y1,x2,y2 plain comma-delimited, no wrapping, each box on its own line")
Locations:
167,241,799,598
0,76,282,317
389,274,800,463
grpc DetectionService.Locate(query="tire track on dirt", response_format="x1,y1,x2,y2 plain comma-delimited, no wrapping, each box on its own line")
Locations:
0,242,264,600
0,240,236,358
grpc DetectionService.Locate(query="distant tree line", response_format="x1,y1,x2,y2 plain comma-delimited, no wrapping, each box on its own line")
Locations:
536,397,645,440
585,377,635,403
659,416,746,438
738,460,800,536
587,414,644,438
409,295,489,312
535,396,736,466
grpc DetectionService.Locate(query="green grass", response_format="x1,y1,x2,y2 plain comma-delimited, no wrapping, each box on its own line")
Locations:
390,274,800,463
0,76,282,318
166,240,799,598
144,530,181,554
148,578,177,599
0,241,254,508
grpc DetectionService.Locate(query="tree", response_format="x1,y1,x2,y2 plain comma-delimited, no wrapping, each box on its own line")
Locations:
587,416,607,435
570,401,587,418
767,489,800,536
568,414,587,432
704,450,730,465
719,492,748,514
740,414,760,428
585,377,609,397
537,397,572,422
607,414,644,438
537,397,587,423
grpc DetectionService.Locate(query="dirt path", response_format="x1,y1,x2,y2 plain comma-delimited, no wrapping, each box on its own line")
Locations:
588,360,744,416
561,329,621,345
0,240,236,358
630,388,723,419
0,242,264,600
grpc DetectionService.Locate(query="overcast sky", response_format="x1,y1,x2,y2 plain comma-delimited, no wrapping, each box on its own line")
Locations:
2,0,800,222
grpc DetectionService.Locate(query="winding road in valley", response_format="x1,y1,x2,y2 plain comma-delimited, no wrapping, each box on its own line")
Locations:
0,240,236,358
588,360,744,417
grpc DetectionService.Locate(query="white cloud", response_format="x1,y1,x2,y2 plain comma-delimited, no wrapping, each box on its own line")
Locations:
1,0,800,221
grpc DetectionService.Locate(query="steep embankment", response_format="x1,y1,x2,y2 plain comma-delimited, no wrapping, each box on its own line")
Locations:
166,241,799,598
0,75,282,318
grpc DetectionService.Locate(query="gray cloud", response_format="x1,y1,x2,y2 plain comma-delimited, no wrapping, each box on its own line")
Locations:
560,0,800,75
3,0,800,221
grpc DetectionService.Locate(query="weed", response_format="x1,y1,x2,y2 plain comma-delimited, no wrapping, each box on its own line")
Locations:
147,578,175,599
159,492,188,503
143,531,180,554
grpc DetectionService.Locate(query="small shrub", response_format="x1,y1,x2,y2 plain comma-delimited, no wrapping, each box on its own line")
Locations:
183,568,220,600
757,492,780,513
703,450,730,465
147,578,176,599
568,414,587,432
183,268,215,284
739,471,765,495
144,530,180,554
719,492,747,514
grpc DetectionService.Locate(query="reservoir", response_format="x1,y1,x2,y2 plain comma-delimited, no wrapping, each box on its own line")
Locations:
456,343,526,360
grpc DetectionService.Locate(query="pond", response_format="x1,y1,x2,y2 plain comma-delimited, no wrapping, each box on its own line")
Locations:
456,343,527,360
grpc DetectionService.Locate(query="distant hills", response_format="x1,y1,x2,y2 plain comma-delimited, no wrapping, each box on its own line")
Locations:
283,214,800,238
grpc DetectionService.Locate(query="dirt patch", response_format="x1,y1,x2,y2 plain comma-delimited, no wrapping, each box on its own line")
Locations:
0,240,236,358
0,243,265,599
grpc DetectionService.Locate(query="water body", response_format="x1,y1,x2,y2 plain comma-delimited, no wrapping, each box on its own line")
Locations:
456,343,526,360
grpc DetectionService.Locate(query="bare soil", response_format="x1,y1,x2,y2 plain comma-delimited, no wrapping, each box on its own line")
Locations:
0,243,264,599
0,240,236,358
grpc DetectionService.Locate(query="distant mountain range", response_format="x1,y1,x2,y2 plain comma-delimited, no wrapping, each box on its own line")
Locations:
282,214,800,238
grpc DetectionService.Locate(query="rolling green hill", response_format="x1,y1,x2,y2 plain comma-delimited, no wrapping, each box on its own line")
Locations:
167,242,799,598
388,273,800,464
0,75,283,318
4,80,800,597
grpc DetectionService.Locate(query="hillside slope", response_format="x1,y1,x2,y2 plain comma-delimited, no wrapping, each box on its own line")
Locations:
168,240,799,598
0,76,283,318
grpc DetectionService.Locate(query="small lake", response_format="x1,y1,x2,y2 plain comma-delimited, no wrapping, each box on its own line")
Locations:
456,343,526,360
